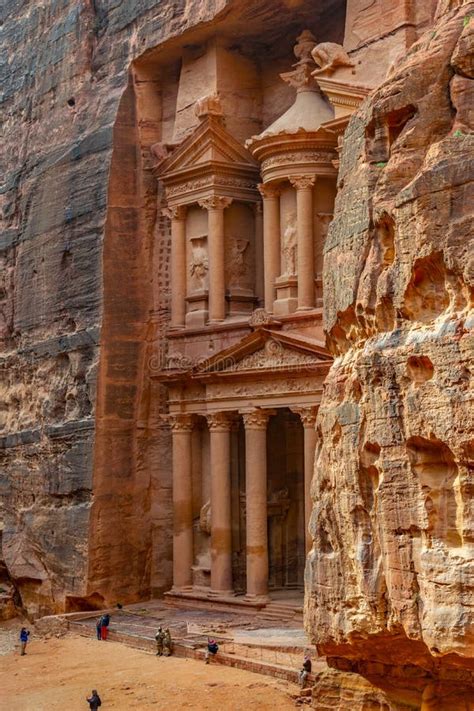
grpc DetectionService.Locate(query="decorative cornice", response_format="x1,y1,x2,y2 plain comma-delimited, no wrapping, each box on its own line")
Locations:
198,196,233,211
290,175,316,190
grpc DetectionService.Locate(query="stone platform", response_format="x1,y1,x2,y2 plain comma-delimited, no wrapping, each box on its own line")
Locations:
68,598,323,685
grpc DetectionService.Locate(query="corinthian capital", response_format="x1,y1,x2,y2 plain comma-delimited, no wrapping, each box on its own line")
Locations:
257,183,281,199
168,413,194,432
206,412,236,432
291,406,318,428
198,196,233,211
290,175,316,190
162,205,187,221
241,408,275,430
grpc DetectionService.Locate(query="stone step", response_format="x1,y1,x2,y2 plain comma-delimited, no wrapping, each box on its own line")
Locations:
69,620,313,685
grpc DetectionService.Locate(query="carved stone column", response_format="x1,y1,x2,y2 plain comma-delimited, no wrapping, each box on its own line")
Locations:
163,205,187,328
170,413,194,591
242,408,274,599
258,184,281,313
206,412,234,596
199,196,232,322
253,202,264,307
290,176,316,310
292,406,318,552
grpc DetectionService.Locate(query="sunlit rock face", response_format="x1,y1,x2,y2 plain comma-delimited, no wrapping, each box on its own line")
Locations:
306,2,474,708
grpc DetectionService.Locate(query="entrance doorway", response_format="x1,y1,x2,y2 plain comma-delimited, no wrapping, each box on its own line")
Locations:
267,409,305,590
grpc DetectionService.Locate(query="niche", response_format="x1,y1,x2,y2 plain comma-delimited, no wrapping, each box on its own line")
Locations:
407,436,461,548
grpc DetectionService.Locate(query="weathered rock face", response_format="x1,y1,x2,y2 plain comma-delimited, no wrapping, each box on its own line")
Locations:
306,2,474,708
1,0,231,616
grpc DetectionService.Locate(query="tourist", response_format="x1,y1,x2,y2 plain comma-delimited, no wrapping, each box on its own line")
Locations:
299,655,312,687
19,627,30,656
205,637,219,664
155,626,165,656
100,613,111,641
86,689,102,709
163,628,172,656
95,617,102,640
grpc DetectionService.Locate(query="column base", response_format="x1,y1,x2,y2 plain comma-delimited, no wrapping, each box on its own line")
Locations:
208,589,235,599
296,305,314,312
170,585,194,594
243,593,270,604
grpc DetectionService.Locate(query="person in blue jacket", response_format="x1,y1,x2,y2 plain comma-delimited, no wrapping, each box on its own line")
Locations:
19,627,30,656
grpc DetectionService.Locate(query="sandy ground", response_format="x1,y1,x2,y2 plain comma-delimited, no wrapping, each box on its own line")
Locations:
0,634,301,710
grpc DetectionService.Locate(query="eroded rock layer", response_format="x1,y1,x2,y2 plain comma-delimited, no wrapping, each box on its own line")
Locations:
306,2,474,708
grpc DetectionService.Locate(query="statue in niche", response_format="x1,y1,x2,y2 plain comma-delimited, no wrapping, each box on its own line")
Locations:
199,500,211,534
228,238,249,288
189,237,208,291
311,42,355,75
282,212,298,277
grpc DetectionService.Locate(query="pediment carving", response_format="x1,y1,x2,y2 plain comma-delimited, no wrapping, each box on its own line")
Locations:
195,329,332,378
158,115,259,176
228,339,319,373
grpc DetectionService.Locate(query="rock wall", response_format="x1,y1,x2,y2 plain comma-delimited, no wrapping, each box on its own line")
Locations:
306,2,474,708
1,0,231,616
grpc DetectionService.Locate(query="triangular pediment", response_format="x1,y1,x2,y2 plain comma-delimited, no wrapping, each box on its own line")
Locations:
195,328,332,377
159,116,259,178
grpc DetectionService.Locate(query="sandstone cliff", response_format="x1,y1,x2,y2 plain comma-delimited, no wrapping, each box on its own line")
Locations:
306,2,474,708
0,0,230,616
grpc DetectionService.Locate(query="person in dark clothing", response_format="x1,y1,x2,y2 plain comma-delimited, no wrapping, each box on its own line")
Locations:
205,637,219,663
86,689,102,709
19,628,30,656
299,655,312,687
95,618,102,641
100,614,110,641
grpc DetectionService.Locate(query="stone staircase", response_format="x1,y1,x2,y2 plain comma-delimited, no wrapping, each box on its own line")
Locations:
261,599,303,623
68,619,317,685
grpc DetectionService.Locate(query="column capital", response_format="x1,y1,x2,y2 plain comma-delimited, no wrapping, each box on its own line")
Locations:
198,196,233,211
162,205,187,221
289,175,316,190
291,405,319,428
168,413,194,432
206,411,237,432
258,183,281,199
241,408,275,430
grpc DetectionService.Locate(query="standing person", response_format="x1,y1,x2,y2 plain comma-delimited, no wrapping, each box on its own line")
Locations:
155,626,164,656
19,627,30,656
163,628,172,657
100,613,110,641
86,689,102,709
95,617,102,641
205,637,219,664
299,655,312,688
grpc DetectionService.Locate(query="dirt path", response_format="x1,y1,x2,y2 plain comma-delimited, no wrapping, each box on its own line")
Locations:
0,634,300,710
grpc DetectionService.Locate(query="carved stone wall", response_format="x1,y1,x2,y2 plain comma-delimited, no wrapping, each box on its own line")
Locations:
307,3,474,708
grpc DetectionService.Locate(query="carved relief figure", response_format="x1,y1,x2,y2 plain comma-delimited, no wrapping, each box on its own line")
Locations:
189,237,208,291
311,42,355,74
228,238,249,288
282,212,297,276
